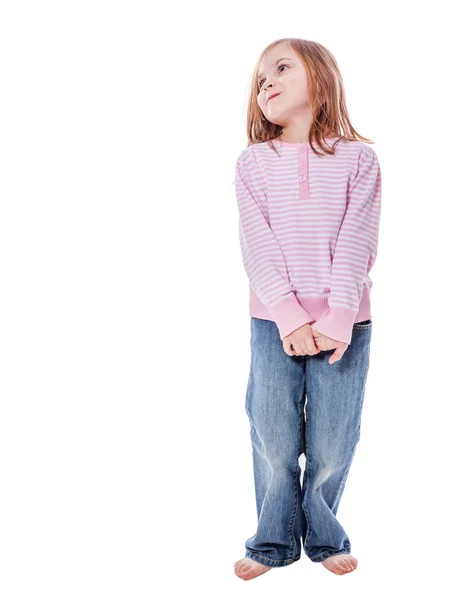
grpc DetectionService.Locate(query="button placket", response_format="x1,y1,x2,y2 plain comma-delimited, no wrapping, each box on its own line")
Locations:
298,145,309,200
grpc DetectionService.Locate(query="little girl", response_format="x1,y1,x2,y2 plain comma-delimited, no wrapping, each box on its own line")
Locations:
233,38,381,580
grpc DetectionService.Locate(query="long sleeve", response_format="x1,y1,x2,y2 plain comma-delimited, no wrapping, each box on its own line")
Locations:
311,146,382,345
235,149,315,339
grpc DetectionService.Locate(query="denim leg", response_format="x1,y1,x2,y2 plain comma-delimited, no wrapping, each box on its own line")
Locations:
244,317,306,567
301,321,372,562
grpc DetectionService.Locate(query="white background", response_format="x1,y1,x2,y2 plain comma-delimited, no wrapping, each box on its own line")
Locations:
1,1,452,598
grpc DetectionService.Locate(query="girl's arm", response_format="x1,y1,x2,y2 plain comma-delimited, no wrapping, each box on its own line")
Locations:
235,149,314,339
311,146,382,345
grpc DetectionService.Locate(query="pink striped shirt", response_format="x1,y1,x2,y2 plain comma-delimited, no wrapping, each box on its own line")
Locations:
234,137,382,345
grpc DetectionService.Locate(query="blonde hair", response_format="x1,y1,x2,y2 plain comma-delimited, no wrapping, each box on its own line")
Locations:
244,37,374,156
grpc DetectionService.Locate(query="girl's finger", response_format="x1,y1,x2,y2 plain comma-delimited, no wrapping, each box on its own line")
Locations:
328,349,341,364
328,344,348,364
284,339,297,356
293,341,305,355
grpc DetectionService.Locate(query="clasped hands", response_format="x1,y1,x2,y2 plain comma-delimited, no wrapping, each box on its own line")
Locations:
282,323,348,365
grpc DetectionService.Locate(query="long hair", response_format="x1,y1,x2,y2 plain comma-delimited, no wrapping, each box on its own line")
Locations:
244,38,374,156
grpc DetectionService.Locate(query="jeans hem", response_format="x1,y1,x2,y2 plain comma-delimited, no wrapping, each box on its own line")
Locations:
245,550,300,567
307,546,351,563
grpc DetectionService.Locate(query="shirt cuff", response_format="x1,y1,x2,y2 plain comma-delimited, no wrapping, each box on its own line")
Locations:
268,293,315,339
311,306,358,345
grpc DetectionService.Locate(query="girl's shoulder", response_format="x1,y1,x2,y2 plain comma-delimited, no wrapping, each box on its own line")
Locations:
235,144,261,170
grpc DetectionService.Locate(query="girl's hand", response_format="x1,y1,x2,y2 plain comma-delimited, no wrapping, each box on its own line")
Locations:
282,323,321,357
310,330,349,365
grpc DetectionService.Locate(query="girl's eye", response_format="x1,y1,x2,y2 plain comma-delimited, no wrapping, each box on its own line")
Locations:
258,64,288,90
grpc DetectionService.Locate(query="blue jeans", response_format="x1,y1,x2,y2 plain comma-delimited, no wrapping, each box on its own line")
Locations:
244,316,372,567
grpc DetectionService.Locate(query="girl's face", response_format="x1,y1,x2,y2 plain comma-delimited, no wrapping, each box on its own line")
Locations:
256,44,310,128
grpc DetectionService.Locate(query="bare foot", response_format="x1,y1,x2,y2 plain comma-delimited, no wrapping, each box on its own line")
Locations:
321,553,358,575
234,557,273,580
